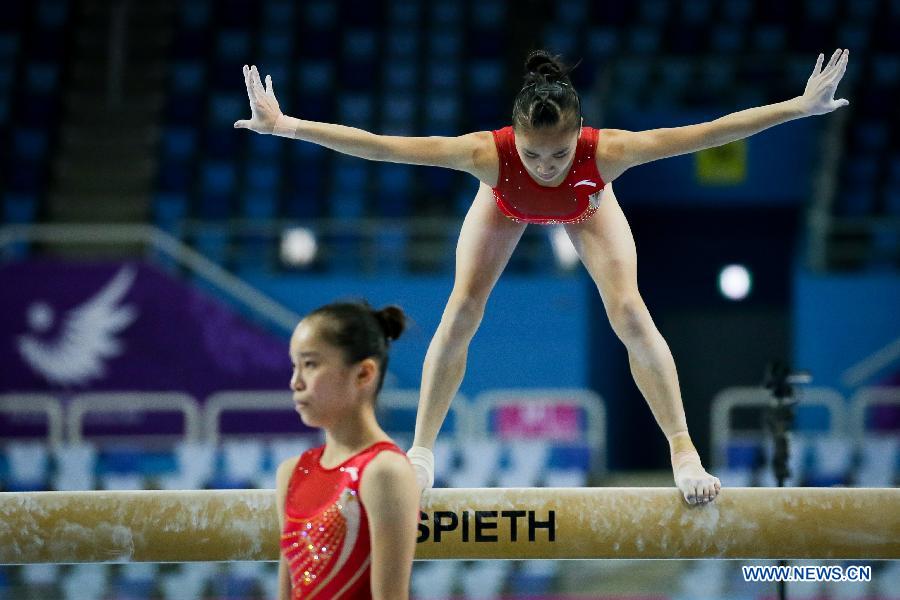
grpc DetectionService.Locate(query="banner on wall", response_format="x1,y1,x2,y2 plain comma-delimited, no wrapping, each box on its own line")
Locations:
0,261,289,400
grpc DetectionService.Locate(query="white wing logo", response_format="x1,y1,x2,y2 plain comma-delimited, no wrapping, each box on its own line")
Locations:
17,267,138,386
574,179,597,188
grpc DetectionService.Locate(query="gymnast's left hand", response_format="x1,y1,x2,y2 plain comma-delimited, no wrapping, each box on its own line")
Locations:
796,48,850,116
674,462,721,506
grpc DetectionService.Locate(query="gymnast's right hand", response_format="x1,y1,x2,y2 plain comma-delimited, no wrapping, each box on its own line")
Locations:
234,65,282,134
406,446,435,494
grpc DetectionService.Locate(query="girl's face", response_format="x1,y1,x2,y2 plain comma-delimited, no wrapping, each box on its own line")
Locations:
514,125,581,184
288,318,370,428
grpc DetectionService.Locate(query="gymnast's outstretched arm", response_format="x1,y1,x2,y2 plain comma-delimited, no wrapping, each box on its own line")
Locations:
597,49,850,182
234,65,496,181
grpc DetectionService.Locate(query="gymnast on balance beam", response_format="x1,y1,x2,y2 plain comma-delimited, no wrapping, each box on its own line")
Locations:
236,48,851,506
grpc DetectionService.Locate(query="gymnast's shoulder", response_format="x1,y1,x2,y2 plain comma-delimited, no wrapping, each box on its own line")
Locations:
360,450,417,498
275,455,302,496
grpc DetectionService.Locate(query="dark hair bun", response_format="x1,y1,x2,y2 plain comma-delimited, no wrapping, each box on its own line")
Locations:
374,305,407,342
524,50,566,82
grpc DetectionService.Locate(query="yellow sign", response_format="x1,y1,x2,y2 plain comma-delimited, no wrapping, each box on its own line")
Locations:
696,139,747,185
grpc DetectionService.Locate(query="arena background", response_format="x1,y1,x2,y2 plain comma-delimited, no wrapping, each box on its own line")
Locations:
0,0,897,597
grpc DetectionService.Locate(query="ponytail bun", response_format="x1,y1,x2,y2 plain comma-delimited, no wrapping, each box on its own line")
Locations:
524,50,566,82
514,50,581,132
374,305,407,342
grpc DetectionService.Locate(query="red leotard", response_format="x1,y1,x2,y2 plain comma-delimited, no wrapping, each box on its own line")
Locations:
280,440,407,599
491,126,607,224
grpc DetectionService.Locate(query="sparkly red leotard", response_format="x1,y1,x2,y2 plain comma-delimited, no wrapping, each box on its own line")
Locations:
491,126,607,224
281,441,406,599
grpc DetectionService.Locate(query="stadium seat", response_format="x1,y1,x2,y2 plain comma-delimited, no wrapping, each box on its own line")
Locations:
585,27,619,58
5,441,49,490
244,161,280,193
303,0,337,29
114,563,158,600
462,562,513,599
556,0,589,25
51,443,97,491
200,158,237,192
804,0,837,20
847,0,878,20
497,441,549,488
3,193,38,224
62,565,108,600
259,32,292,60
216,30,252,64
343,29,377,61
411,562,459,600
160,563,215,600
838,24,870,51
157,160,192,193
0,32,20,60
629,26,662,54
856,437,899,486
638,0,669,23
471,0,504,28
24,62,58,94
469,60,502,93
337,94,374,129
722,0,753,22
387,0,419,25
450,440,501,487
21,564,59,589
385,31,417,58
711,26,743,53
240,191,278,220
161,126,197,161
297,61,334,92
509,561,557,597
682,0,713,23
247,133,282,160
208,92,243,127
429,32,462,58
884,189,900,216
219,440,266,487
854,120,889,152
542,25,578,58
428,62,461,91
838,188,876,217
753,25,787,52
262,0,293,27
808,436,853,486
383,61,418,93
180,0,210,28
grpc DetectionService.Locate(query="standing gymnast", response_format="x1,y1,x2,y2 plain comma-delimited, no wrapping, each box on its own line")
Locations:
276,301,418,599
238,48,849,506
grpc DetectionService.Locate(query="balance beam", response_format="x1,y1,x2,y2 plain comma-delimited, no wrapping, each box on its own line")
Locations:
1,487,896,563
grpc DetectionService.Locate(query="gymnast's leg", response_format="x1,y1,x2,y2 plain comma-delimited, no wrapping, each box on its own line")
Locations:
409,182,526,487
564,184,720,504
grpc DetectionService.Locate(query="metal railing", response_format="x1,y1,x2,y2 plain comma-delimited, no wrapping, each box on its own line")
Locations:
0,394,65,447
710,385,847,469
470,388,608,475
67,391,201,447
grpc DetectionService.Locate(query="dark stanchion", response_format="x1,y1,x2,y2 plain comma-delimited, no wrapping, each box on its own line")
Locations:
763,360,813,600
